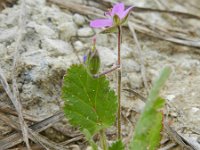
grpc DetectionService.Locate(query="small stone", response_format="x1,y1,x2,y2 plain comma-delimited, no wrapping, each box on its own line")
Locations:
197,136,200,144
73,41,84,51
85,147,93,150
122,59,140,73
58,22,77,41
73,14,85,26
44,38,73,56
27,22,56,38
171,112,178,117
77,27,94,37
121,43,134,58
166,94,176,102
97,46,117,66
127,72,143,89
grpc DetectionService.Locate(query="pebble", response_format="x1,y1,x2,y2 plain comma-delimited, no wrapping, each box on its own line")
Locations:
58,22,77,41
166,94,176,102
73,41,84,51
44,38,73,56
122,59,140,73
73,14,85,26
97,46,117,66
27,21,56,38
77,27,94,37
127,72,143,89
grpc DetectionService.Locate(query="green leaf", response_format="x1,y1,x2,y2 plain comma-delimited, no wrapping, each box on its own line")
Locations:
130,67,171,150
62,64,117,136
109,140,124,150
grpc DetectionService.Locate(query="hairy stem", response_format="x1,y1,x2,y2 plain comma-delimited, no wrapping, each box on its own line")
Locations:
94,65,120,78
100,129,107,150
117,26,122,140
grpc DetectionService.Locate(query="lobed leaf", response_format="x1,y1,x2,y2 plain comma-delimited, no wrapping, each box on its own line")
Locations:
130,67,171,150
109,140,124,150
62,64,117,136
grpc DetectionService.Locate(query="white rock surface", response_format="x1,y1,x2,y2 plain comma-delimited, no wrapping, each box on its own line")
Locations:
73,40,84,51
58,22,77,41
73,13,85,26
77,27,94,37
97,46,117,66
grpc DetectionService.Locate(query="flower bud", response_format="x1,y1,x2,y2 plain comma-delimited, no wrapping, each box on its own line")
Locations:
84,37,100,75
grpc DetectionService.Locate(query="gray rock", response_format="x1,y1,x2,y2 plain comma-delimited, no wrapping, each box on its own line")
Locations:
27,22,57,38
43,38,73,56
127,72,143,89
73,41,84,51
58,22,77,41
73,14,85,26
0,27,17,42
97,46,117,66
122,59,140,73
77,27,94,37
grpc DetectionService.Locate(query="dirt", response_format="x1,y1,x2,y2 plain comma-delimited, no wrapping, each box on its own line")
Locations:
0,0,200,149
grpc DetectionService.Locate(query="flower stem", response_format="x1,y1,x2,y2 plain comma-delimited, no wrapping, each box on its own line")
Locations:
117,26,122,140
100,129,107,150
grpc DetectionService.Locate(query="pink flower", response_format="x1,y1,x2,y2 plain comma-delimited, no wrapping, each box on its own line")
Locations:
90,3,134,28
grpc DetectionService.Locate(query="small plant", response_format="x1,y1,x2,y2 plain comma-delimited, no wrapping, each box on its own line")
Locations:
61,2,171,150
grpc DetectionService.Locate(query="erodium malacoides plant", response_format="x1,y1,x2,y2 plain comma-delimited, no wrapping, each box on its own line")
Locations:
62,2,171,150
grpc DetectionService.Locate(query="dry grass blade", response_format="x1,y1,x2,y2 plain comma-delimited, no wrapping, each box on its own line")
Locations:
0,112,19,129
128,20,200,49
48,0,104,18
163,122,195,150
10,0,30,149
158,143,177,150
127,22,149,94
99,0,200,19
0,111,67,150
0,111,64,149
60,135,84,145
0,102,41,122
49,0,200,50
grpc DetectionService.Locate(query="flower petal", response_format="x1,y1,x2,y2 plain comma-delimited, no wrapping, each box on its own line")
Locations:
111,3,124,16
90,19,113,28
119,6,134,19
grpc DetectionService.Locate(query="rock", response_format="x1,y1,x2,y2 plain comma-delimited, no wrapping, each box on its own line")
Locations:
96,34,109,47
97,46,117,66
0,27,17,42
122,59,140,73
73,40,84,51
58,22,77,41
27,21,57,38
77,27,94,37
85,146,93,150
166,94,176,102
127,72,143,89
73,14,85,26
26,0,45,6
114,43,133,58
43,38,73,56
